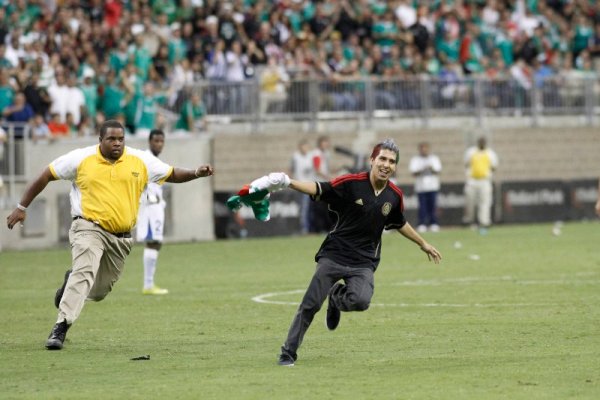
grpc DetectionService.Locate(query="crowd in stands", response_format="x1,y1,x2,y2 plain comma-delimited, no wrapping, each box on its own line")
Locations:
0,0,599,138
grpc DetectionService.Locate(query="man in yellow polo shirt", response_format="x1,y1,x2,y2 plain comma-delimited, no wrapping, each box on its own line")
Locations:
463,136,499,234
6,120,214,350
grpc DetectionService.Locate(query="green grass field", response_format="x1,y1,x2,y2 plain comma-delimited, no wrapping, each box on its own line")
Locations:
1,222,599,399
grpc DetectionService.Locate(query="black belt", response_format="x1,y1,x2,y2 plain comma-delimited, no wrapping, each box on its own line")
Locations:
72,216,132,238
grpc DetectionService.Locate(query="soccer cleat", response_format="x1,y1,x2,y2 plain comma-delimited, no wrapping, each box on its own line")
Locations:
142,286,169,295
54,269,72,308
430,224,440,232
326,282,343,331
277,347,297,367
46,319,70,350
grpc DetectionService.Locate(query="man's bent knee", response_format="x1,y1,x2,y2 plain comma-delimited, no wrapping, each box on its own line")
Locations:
87,293,108,302
347,294,370,311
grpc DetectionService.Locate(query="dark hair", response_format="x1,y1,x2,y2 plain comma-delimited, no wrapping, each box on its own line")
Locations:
99,119,125,138
370,139,400,164
149,129,165,141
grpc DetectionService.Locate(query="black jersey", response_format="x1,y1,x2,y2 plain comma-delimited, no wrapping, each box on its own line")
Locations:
313,172,406,270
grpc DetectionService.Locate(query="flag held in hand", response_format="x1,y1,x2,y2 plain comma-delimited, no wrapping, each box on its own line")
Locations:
226,173,290,221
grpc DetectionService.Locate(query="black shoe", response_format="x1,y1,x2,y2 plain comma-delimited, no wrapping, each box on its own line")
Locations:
277,347,297,367
45,319,70,350
326,282,343,331
54,269,72,308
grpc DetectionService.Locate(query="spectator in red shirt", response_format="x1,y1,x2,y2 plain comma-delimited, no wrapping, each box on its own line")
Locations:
104,0,123,28
48,113,69,138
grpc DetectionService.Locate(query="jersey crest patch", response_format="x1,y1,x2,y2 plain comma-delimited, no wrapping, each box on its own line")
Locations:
381,202,392,216
355,199,363,205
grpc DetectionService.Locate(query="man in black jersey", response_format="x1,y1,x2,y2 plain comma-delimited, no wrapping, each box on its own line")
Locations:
270,139,442,366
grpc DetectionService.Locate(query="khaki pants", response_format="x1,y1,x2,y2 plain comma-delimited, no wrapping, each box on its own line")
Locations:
464,178,493,227
57,219,133,324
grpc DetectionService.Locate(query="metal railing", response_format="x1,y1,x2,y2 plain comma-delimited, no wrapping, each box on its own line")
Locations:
1,75,599,203
171,75,599,131
0,123,30,207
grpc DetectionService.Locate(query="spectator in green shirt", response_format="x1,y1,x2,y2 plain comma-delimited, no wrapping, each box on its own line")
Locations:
109,40,131,76
572,14,593,57
436,30,460,63
167,23,187,66
372,10,398,49
129,34,152,81
175,92,207,133
80,72,98,120
100,70,133,120
133,82,166,135
152,0,177,24
0,69,15,115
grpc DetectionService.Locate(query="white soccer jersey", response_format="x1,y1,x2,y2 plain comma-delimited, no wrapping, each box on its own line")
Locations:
139,150,164,206
136,149,167,242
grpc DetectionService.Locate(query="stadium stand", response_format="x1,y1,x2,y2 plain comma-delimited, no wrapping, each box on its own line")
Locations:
0,0,599,134
2,1,600,249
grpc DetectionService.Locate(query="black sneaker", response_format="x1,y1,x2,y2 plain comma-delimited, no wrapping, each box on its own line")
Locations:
326,282,343,331
277,347,297,367
54,269,72,308
45,319,71,350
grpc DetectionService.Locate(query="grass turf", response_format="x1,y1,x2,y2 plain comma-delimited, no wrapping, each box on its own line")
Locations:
0,222,599,399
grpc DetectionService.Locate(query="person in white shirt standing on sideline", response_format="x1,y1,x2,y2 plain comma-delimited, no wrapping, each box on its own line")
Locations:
463,136,499,235
137,129,169,295
409,142,442,233
289,138,315,234
309,135,333,233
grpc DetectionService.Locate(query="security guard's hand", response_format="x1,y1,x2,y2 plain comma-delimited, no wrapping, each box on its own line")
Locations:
195,164,214,177
6,208,26,230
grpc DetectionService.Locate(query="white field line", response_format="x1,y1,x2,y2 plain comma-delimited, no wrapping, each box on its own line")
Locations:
251,290,305,306
251,290,559,308
392,276,600,286
252,273,599,308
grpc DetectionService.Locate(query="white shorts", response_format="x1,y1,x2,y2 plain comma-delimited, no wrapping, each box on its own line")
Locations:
136,203,165,242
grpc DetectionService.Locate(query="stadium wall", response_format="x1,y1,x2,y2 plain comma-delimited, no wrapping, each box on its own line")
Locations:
213,126,600,237
213,126,600,190
2,125,598,247
0,136,214,251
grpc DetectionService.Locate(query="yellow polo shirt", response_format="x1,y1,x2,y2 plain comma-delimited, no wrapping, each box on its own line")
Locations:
49,145,173,233
470,151,492,179
465,147,498,180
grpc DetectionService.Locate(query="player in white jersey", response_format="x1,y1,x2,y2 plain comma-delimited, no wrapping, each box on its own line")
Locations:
136,129,169,295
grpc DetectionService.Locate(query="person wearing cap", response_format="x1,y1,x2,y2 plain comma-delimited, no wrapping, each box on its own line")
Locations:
168,22,187,65
80,71,98,121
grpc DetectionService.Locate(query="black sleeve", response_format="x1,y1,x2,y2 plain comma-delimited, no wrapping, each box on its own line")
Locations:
384,201,407,230
311,181,345,204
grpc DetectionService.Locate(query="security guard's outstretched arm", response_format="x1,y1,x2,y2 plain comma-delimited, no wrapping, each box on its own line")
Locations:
167,165,214,183
6,167,56,229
